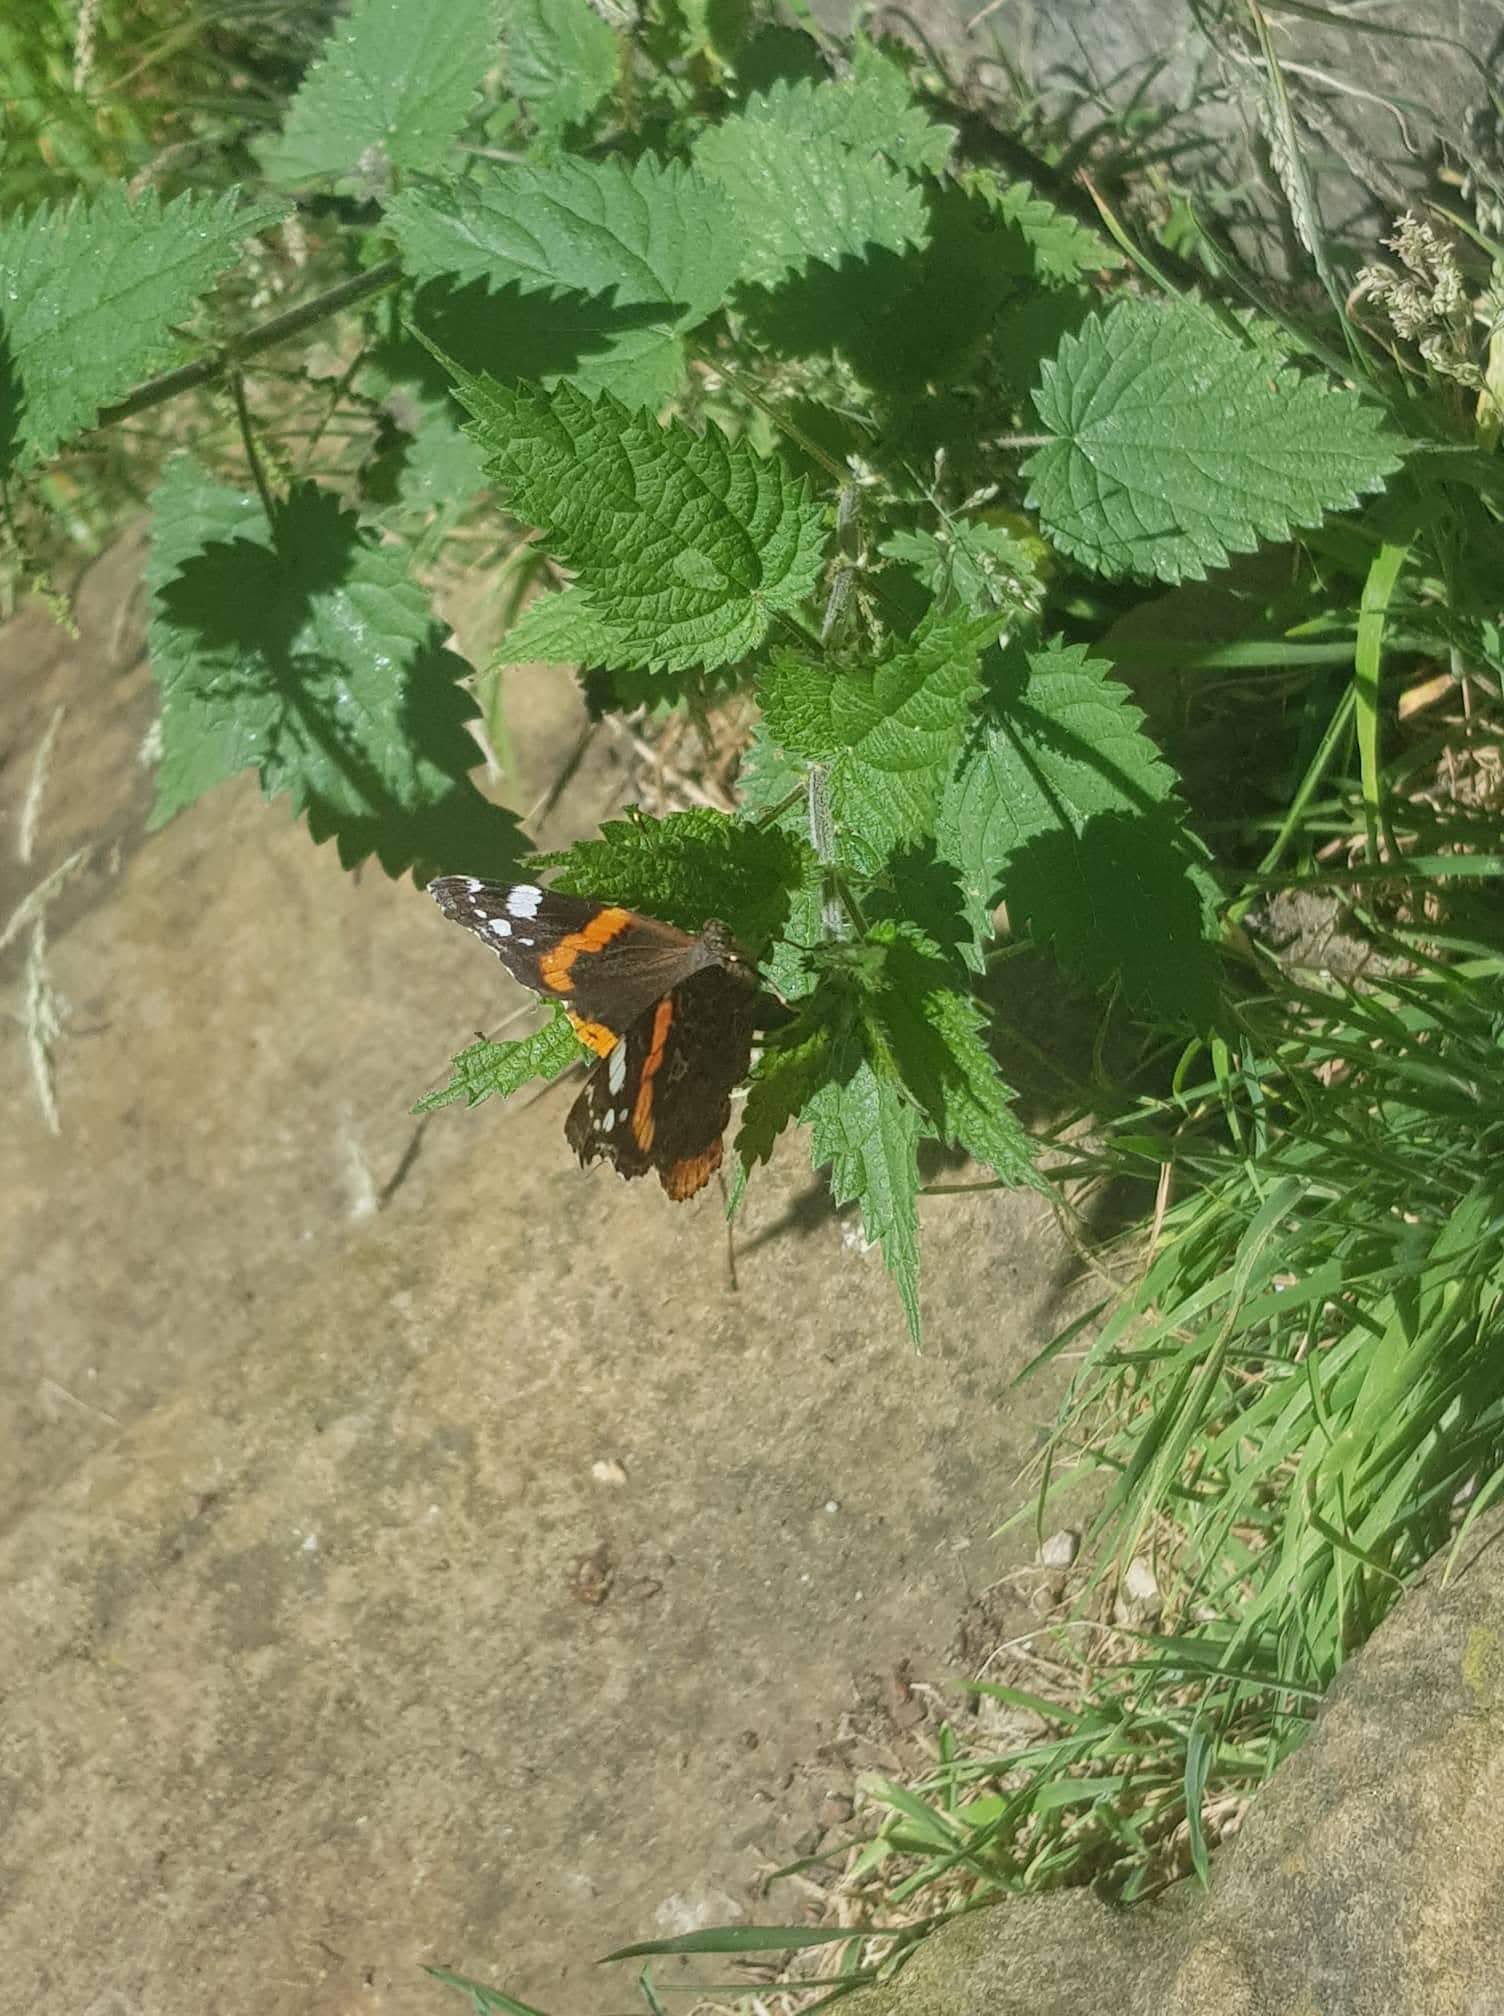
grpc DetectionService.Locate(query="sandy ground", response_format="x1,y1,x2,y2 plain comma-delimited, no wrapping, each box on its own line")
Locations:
0,532,1079,2016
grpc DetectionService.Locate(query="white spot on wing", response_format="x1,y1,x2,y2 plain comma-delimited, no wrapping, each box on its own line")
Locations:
488,917,511,938
601,1108,615,1133
465,877,483,891
506,884,544,919
607,1043,628,1094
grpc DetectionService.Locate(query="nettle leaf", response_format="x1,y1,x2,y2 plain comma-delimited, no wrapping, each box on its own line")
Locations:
435,357,826,673
258,0,499,186
507,0,619,143
388,155,740,406
938,638,1221,1023
414,1012,585,1113
966,171,1121,284
820,40,957,174
757,613,1000,872
534,808,811,949
0,188,285,470
806,1047,923,1342
694,78,928,289
737,1011,838,1167
1023,297,1406,583
147,458,523,881
501,584,628,665
865,922,1039,1189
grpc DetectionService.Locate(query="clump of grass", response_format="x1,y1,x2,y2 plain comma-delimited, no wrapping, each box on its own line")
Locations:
1047,946,1504,1669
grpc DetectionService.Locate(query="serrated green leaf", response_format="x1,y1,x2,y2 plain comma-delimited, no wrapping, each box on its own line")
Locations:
388,154,740,406
966,170,1121,284
826,40,956,174
865,922,1039,1188
147,458,523,881
736,1010,837,1167
1023,298,1406,583
257,0,499,186
0,187,286,470
430,358,826,673
806,1049,922,1342
507,0,618,143
535,807,809,949
414,1011,584,1113
757,613,999,872
500,584,629,666
938,638,1221,1022
695,79,928,289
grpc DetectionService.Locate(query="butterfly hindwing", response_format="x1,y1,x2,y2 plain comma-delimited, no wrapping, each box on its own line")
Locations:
565,967,759,1200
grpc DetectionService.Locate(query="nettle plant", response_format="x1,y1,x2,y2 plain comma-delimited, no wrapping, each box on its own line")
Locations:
3,0,1412,1335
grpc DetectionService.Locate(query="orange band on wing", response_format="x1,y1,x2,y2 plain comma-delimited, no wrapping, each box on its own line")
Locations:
539,907,634,993
663,1140,723,1200
630,996,675,1151
567,1010,619,1057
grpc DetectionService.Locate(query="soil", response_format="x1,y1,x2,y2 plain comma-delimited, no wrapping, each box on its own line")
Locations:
0,532,1079,2016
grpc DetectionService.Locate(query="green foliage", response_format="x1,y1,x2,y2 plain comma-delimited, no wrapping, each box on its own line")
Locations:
415,1012,584,1114
533,807,808,948
1023,298,1406,582
0,187,285,470
257,0,501,185
18,0,1486,1376
879,519,1047,619
865,922,1037,1188
789,38,958,175
147,458,522,879
1051,963,1504,1679
967,171,1122,284
436,357,826,673
937,639,1221,1019
735,1011,837,1167
758,612,998,873
506,0,619,145
388,155,741,405
356,336,492,520
694,74,931,287
807,1049,924,1338
736,916,1040,1339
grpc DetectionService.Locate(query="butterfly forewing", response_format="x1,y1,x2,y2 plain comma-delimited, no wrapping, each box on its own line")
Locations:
428,876,716,1037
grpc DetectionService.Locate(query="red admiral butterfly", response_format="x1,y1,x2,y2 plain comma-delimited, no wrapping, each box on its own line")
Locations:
429,878,772,1200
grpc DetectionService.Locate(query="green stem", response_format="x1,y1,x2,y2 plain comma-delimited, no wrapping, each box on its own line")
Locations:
94,257,404,430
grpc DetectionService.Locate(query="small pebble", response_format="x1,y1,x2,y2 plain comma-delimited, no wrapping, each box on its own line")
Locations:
1037,1529,1079,1568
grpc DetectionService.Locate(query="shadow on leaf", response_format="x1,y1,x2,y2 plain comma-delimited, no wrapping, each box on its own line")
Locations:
156,482,523,881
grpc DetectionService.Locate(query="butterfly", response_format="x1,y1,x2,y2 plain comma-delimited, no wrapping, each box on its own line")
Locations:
429,878,781,1199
